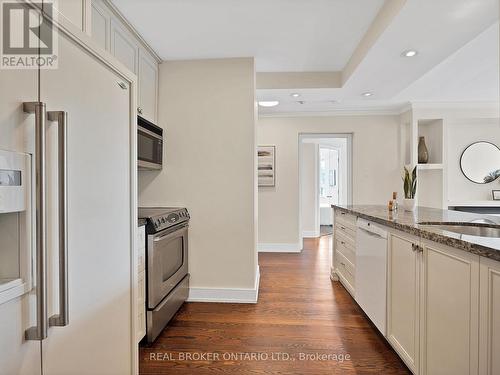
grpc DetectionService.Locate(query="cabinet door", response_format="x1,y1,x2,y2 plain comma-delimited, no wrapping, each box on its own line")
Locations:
387,233,420,374
479,257,500,375
110,18,138,75
138,48,158,123
421,241,479,375
90,0,111,51
52,0,86,32
40,21,133,375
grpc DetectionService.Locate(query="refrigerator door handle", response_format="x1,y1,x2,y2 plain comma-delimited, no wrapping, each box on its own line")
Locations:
47,111,69,328
23,102,48,341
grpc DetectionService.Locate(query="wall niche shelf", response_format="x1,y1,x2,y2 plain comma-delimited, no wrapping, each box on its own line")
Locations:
417,163,444,170
400,112,447,209
400,104,500,211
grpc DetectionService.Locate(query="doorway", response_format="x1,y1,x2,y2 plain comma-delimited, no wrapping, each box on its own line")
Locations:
319,146,339,235
299,134,352,239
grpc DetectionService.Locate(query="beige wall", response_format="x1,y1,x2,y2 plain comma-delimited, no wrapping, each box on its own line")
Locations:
139,58,258,289
300,143,318,237
258,115,401,247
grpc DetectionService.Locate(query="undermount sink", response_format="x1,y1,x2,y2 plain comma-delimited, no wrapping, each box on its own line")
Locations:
418,222,500,238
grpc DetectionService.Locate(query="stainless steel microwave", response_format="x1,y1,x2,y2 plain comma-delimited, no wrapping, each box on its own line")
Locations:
138,116,163,170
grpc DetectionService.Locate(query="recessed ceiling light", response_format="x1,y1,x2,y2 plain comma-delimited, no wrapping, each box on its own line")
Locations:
291,93,301,98
402,50,418,57
362,92,373,97
258,101,280,107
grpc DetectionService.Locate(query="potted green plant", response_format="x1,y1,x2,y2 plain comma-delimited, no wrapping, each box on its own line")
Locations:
402,166,417,211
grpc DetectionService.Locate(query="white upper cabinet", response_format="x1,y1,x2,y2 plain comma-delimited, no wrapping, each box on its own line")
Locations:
90,0,111,50
52,0,89,32
421,240,479,375
138,48,158,123
90,0,159,122
479,257,500,375
110,18,138,75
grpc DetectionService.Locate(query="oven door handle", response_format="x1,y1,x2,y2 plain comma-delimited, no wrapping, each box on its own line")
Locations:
153,224,188,242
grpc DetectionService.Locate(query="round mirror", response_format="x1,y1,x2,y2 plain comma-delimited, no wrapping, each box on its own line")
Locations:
460,142,500,184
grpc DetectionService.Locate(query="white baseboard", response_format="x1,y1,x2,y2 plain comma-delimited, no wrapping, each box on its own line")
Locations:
257,242,302,253
187,266,260,303
302,230,320,238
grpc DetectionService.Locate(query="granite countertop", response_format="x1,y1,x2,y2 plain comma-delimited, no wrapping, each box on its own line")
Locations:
332,205,500,262
138,218,147,227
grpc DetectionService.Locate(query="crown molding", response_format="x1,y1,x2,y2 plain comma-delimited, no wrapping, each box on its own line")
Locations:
259,103,410,118
258,101,500,119
410,101,500,110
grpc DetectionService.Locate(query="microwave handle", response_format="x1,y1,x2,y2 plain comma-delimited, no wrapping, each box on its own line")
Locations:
23,102,49,340
47,111,69,327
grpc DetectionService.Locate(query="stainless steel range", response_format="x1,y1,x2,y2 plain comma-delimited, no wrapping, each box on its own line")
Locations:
138,207,190,343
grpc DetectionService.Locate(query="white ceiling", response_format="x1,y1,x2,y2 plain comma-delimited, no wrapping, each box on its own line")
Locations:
395,23,499,103
339,0,498,100
112,0,499,114
259,21,499,114
111,0,385,72
259,0,499,114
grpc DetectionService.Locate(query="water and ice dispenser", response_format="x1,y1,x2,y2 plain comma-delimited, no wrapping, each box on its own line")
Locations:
0,149,33,304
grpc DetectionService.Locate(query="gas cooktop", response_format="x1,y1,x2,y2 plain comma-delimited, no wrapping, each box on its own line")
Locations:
138,207,190,233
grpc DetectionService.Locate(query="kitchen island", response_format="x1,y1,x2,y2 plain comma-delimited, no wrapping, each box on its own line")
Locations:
332,204,500,375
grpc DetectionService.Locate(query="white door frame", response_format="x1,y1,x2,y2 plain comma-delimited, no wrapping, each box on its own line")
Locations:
298,133,353,240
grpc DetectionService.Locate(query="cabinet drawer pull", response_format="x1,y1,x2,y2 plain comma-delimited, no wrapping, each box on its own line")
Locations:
340,262,346,267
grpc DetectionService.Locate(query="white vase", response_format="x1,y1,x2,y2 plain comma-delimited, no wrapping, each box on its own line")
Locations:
403,198,417,212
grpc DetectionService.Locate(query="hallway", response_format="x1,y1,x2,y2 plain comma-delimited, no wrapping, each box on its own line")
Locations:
139,236,411,374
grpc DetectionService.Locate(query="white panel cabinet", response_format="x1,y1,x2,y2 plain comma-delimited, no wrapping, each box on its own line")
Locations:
138,48,158,123
479,257,500,375
90,0,159,122
421,241,479,375
110,18,138,74
40,26,133,375
387,233,420,374
52,0,87,32
90,0,111,50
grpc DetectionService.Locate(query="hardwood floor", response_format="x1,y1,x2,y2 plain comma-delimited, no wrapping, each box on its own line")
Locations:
139,236,411,374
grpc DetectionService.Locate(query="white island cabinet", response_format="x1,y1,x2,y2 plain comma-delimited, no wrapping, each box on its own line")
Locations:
387,232,420,374
332,210,356,297
332,207,500,375
420,240,479,375
479,257,500,375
